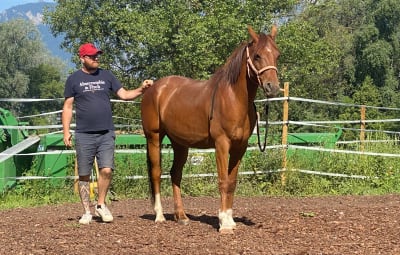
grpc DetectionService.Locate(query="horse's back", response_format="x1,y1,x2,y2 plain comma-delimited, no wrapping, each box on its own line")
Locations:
141,75,210,112
141,75,214,147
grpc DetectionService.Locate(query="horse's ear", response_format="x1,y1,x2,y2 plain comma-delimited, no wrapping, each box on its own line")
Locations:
270,24,278,40
248,25,259,43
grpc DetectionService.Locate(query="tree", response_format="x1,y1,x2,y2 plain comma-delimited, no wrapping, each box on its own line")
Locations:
0,19,43,100
279,0,400,133
0,19,65,121
44,0,298,124
45,0,298,80
25,64,64,126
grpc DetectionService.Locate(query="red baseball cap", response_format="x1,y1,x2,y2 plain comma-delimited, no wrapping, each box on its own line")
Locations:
79,43,103,57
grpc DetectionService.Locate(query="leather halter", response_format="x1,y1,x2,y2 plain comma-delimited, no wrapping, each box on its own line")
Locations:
246,46,278,86
209,46,278,121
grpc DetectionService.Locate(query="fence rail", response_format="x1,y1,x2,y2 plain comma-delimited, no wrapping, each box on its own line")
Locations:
1,82,400,184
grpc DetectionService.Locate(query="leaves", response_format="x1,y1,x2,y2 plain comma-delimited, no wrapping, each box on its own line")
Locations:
45,0,296,83
41,0,400,134
0,19,65,117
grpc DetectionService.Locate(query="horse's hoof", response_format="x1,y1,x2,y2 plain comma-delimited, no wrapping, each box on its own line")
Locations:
219,227,234,234
155,215,166,223
177,218,190,225
174,214,190,225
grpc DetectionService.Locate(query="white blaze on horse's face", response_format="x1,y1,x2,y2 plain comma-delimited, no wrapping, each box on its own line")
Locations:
260,43,280,98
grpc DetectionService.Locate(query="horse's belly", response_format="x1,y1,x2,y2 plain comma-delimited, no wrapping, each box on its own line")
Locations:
161,103,211,148
166,128,213,149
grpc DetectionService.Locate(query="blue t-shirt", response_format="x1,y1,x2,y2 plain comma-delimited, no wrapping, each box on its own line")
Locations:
64,69,123,132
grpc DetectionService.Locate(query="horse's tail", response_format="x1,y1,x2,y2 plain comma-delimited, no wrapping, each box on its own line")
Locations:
146,144,156,205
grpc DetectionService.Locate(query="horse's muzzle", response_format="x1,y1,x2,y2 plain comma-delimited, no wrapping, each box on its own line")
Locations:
262,82,281,98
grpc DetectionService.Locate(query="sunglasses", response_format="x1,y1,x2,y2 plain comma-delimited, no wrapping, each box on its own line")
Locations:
84,55,100,60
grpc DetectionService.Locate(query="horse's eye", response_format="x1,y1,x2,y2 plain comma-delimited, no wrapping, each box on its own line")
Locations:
254,54,261,61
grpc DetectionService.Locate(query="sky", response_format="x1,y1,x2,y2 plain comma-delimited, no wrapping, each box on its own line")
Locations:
0,0,54,12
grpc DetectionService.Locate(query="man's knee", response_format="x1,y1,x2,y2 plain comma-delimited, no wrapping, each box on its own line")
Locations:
100,167,112,178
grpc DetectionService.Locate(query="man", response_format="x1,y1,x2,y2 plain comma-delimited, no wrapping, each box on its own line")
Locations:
62,43,153,224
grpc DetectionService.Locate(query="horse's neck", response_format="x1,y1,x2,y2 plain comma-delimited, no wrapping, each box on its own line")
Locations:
237,61,258,104
246,80,258,103
213,56,258,108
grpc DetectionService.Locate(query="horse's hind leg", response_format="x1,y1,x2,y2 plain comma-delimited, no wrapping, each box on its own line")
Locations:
170,142,190,225
147,133,166,222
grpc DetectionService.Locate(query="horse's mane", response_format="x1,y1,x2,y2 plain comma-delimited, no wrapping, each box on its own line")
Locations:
210,33,270,86
210,42,247,86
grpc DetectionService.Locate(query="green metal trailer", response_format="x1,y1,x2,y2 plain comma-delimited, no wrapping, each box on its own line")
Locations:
33,132,172,185
0,108,39,191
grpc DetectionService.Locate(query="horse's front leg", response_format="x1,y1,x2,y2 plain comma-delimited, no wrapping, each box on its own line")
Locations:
215,140,239,234
170,143,190,225
226,147,247,224
147,136,166,223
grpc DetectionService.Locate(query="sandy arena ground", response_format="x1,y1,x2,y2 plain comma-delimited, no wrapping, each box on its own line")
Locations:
1,194,400,254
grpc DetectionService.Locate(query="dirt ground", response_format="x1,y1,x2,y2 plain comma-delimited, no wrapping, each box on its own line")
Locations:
1,194,400,255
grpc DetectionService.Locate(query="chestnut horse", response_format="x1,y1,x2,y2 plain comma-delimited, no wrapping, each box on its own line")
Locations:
141,25,280,233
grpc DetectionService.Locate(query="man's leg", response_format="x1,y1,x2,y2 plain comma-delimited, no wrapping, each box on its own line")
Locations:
78,175,92,224
74,132,96,224
97,167,112,205
94,131,115,222
79,175,91,212
95,167,113,222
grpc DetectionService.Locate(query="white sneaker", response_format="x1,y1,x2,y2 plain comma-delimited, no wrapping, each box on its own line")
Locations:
95,204,113,222
79,212,92,224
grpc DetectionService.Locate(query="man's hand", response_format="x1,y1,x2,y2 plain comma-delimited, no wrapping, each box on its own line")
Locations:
63,133,73,147
141,79,153,91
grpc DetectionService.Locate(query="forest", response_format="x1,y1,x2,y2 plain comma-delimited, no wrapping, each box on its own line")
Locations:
0,0,399,134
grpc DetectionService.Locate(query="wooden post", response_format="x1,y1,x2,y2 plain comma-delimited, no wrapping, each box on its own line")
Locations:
360,105,366,152
90,158,99,199
281,82,289,185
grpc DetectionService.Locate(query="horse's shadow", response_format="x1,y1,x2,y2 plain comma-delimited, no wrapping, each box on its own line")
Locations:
140,213,255,230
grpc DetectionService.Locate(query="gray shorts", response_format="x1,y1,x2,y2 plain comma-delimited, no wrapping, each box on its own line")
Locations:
74,130,115,176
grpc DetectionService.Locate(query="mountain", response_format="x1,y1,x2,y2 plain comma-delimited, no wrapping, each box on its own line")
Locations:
0,2,73,68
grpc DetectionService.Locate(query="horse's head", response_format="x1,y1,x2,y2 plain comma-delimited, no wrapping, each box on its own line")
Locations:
246,25,281,98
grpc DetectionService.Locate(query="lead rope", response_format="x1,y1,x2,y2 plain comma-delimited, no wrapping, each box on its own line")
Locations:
254,101,269,152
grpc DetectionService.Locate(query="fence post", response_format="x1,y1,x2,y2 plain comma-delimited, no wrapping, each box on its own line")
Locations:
281,82,289,185
360,105,366,152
